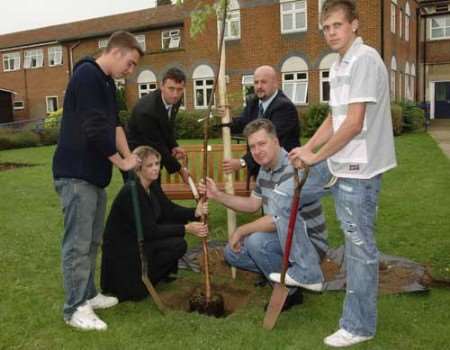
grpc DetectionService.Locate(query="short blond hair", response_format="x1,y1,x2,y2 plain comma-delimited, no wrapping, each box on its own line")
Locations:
321,0,358,23
132,146,161,174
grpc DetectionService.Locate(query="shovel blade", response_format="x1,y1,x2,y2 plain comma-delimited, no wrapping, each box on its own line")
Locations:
142,275,167,315
263,283,289,330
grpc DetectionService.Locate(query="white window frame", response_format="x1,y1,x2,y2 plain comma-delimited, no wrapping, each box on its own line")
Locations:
242,75,254,104
223,9,241,40
280,0,308,34
405,2,411,41
48,46,63,66
24,49,44,69
3,52,20,72
399,8,403,38
320,70,331,102
13,100,24,110
410,63,416,99
391,1,397,34
138,83,157,98
318,0,326,28
135,34,146,52
161,29,181,49
391,57,397,99
46,96,59,113
282,71,308,105
194,78,214,109
429,15,450,40
98,39,108,49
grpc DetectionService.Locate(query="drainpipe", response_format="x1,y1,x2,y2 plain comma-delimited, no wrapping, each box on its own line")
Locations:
68,41,81,77
422,10,429,129
380,0,385,60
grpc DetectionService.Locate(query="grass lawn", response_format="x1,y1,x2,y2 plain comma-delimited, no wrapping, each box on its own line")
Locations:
0,133,449,350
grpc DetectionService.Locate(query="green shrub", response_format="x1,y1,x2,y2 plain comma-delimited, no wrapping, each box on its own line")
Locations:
44,108,63,129
118,110,132,127
303,103,330,137
391,103,403,136
175,110,220,139
39,128,59,146
0,130,41,150
400,101,425,132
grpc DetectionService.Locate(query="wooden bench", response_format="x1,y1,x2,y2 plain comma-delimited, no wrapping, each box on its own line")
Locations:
161,143,254,200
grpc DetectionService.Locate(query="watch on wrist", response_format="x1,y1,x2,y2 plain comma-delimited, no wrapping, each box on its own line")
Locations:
239,158,246,168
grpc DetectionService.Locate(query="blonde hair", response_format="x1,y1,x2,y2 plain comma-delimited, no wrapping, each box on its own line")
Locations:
132,146,161,174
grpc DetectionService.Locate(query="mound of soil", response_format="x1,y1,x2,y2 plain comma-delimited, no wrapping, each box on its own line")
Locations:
0,162,36,171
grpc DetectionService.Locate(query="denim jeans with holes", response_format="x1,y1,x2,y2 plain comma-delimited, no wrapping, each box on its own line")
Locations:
298,161,382,336
54,178,106,320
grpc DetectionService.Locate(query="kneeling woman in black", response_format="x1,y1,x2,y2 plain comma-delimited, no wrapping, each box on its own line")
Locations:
101,145,208,301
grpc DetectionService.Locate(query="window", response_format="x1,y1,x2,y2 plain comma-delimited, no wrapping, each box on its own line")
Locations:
46,96,59,113
192,64,215,109
405,62,410,100
24,49,44,68
242,75,254,104
280,0,307,33
405,2,411,41
283,72,308,104
3,52,20,71
98,39,108,49
137,70,157,98
390,57,397,99
391,1,397,33
430,15,450,40
399,9,403,38
399,71,403,100
13,101,24,110
162,29,181,49
410,63,416,99
319,53,338,102
218,0,240,40
135,34,146,52
48,46,63,66
281,56,309,104
318,0,326,28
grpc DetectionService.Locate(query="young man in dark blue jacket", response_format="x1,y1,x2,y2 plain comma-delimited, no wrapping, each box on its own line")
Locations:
53,31,143,331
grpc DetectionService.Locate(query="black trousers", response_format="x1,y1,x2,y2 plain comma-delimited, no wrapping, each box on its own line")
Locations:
101,236,187,302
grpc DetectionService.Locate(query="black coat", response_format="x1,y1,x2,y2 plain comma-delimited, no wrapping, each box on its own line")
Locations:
100,180,196,301
231,90,300,176
127,89,182,173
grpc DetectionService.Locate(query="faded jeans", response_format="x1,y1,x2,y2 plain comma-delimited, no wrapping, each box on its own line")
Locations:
299,161,382,337
54,178,106,320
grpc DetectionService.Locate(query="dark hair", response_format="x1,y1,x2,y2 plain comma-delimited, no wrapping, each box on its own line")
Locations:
243,119,277,139
162,67,186,84
105,31,144,57
321,0,358,23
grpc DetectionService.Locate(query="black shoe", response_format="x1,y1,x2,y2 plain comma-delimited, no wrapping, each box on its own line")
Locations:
264,288,303,312
160,275,177,284
254,275,269,287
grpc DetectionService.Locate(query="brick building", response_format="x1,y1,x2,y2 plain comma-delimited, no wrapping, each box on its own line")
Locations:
417,0,450,119
0,0,421,123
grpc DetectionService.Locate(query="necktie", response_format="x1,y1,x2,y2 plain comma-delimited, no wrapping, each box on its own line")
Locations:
167,106,172,119
258,103,264,118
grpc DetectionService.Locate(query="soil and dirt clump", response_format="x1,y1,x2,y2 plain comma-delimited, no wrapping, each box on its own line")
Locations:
0,162,36,171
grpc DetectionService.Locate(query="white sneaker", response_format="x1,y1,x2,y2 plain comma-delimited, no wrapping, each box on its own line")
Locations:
324,328,373,347
65,304,107,331
269,272,323,292
88,293,118,309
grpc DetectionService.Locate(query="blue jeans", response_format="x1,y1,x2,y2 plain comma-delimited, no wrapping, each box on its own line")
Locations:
54,178,106,320
224,232,282,279
300,161,381,336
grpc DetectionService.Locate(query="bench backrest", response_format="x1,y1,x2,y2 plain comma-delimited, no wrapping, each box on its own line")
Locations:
160,143,248,184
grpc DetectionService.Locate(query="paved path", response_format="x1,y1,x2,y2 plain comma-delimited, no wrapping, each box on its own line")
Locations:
428,119,450,159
